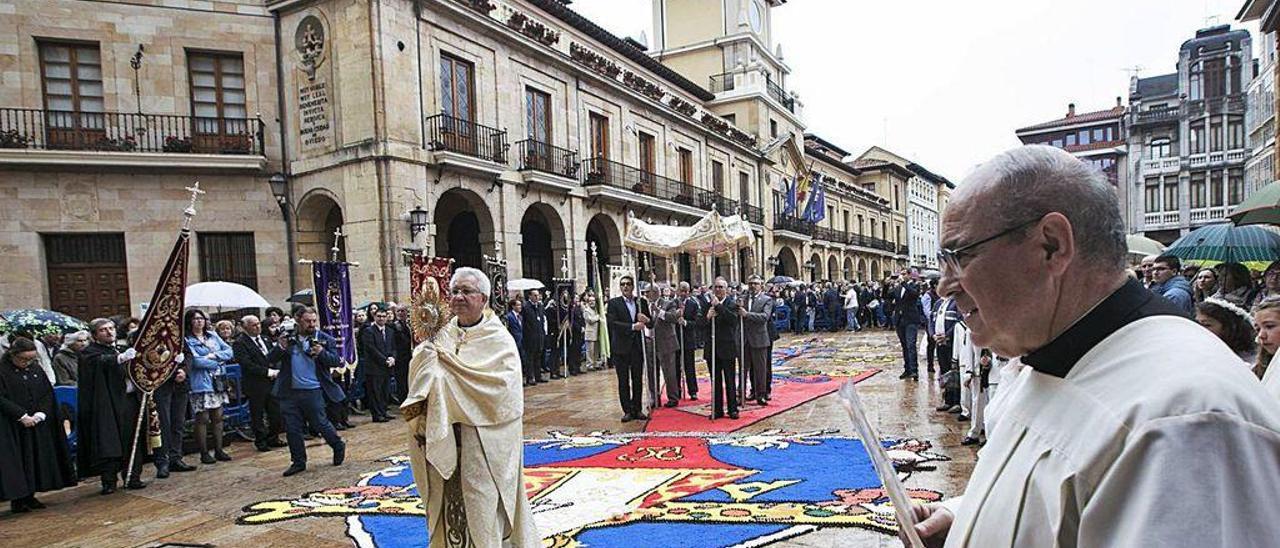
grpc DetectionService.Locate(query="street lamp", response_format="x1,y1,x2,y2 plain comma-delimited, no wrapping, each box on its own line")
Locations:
805,259,817,281
268,172,288,206
766,255,779,275
408,205,429,237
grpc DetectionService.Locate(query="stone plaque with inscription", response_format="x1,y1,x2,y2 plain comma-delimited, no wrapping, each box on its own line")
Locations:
295,13,333,153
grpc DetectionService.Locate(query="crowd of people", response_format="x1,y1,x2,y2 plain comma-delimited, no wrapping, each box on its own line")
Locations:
0,299,433,512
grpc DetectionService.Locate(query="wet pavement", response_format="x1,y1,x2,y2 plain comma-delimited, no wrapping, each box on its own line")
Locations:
1,328,977,547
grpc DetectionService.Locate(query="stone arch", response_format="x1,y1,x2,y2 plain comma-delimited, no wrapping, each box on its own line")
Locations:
827,255,839,283
858,257,869,281
808,252,823,282
844,256,855,282
870,260,881,281
586,213,623,291
296,191,345,263
433,188,496,270
519,203,568,289
777,246,799,278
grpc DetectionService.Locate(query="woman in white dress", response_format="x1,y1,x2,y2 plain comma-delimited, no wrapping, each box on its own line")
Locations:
581,291,602,371
1194,298,1257,367
1251,297,1280,400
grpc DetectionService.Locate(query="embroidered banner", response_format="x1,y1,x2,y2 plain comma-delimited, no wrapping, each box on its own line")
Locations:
129,230,190,394
312,262,355,364
485,253,509,315
409,256,453,343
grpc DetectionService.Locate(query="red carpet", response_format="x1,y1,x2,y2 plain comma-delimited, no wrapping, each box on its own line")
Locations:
645,368,880,433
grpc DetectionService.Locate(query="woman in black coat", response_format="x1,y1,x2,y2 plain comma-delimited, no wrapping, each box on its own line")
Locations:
0,337,76,512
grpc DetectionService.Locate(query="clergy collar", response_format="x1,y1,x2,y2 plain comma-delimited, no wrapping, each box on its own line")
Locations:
1022,278,1185,378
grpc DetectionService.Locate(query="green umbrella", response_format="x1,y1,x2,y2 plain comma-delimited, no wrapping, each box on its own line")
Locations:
1164,222,1280,264
1229,180,1280,226
0,309,90,337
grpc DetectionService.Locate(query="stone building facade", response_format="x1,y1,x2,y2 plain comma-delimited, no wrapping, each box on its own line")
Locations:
1126,25,1253,245
1,0,946,318
1015,101,1129,231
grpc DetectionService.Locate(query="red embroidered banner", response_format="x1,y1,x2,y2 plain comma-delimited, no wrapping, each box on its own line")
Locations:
409,256,454,343
129,230,190,394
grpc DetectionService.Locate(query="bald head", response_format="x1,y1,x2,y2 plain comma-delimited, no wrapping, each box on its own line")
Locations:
947,145,1126,273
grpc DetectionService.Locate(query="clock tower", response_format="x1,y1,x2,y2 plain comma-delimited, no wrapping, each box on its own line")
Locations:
649,0,801,140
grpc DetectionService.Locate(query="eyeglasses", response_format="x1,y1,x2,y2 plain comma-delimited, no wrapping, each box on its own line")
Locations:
450,287,483,297
938,217,1041,275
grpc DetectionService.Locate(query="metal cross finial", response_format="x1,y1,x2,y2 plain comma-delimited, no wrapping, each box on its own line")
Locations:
331,226,345,262
182,181,205,230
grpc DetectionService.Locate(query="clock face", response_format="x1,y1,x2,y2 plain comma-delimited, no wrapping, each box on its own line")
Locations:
748,0,763,33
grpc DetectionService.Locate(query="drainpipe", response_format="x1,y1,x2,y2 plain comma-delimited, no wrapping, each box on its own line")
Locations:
273,8,298,295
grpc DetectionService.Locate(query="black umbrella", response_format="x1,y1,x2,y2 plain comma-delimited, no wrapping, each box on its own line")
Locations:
286,289,314,305
767,275,796,285
1,309,90,336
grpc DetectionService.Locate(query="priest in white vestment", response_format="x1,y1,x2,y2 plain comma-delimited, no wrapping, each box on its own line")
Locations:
911,145,1280,547
402,267,540,547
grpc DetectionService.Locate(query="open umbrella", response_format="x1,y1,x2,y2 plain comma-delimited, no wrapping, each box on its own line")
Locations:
1164,222,1280,265
1126,234,1166,257
1,309,89,336
507,278,545,291
185,281,271,309
1228,180,1280,226
287,288,314,305
767,275,796,285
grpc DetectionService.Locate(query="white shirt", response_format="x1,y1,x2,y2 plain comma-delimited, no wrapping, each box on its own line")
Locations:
942,317,1280,547
1263,352,1280,402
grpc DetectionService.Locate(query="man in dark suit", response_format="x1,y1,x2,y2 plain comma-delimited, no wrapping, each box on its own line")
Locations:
391,306,414,403
894,275,925,380
823,282,841,332
268,307,346,477
358,308,395,422
741,276,774,406
705,277,741,419
232,315,286,452
606,275,651,422
678,282,702,401
521,290,547,384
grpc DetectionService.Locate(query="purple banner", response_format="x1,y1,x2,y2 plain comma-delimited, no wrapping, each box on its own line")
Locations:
312,261,355,364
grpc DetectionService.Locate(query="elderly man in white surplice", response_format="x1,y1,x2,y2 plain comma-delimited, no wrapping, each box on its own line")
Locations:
401,267,540,547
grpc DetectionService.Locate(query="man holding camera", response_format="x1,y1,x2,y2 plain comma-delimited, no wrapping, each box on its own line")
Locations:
269,307,346,477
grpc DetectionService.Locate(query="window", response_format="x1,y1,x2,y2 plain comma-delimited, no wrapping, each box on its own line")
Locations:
188,51,248,136
724,113,736,125
1204,58,1225,99
857,214,864,235
199,232,258,290
524,87,551,143
893,185,899,210
589,112,608,159
1190,62,1203,100
770,119,778,138
1092,128,1104,142
1150,138,1171,159
1145,179,1160,213
881,221,887,240
843,211,850,232
439,53,475,122
1229,168,1244,205
678,148,693,183
1163,179,1178,212
1228,118,1244,149
1230,56,1242,95
1209,119,1223,152
1078,130,1091,145
739,171,750,203
39,41,104,143
711,160,725,195
638,132,655,173
1066,133,1077,146
1190,122,1205,154
1211,171,1224,207
1190,172,1206,209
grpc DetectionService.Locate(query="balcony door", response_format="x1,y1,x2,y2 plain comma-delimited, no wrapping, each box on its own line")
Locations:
588,112,609,181
524,87,551,171
39,41,105,149
638,132,656,194
189,51,248,153
440,53,476,153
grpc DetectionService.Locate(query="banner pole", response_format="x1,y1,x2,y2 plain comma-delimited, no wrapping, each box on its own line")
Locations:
124,391,149,485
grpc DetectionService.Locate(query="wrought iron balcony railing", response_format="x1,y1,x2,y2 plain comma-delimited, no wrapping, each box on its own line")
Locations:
0,107,264,155
708,72,735,94
425,112,507,164
582,156,720,209
514,139,579,178
765,77,795,113
774,214,814,236
738,202,764,224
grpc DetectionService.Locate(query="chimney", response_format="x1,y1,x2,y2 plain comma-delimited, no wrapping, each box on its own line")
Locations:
1066,103,1076,118
1116,96,1122,108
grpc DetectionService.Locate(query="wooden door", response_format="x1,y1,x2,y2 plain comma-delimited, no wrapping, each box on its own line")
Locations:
44,234,130,320
439,54,476,155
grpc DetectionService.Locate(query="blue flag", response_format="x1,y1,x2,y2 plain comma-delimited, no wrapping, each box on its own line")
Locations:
312,261,355,364
809,183,827,223
782,177,797,215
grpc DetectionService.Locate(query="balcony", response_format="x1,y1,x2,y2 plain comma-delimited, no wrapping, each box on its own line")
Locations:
1131,105,1179,127
1141,157,1181,174
1142,211,1181,229
513,138,579,185
738,202,765,225
425,113,507,172
1190,206,1229,225
897,244,911,256
774,214,814,237
708,72,795,114
0,108,266,170
582,156,740,217
813,225,844,244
